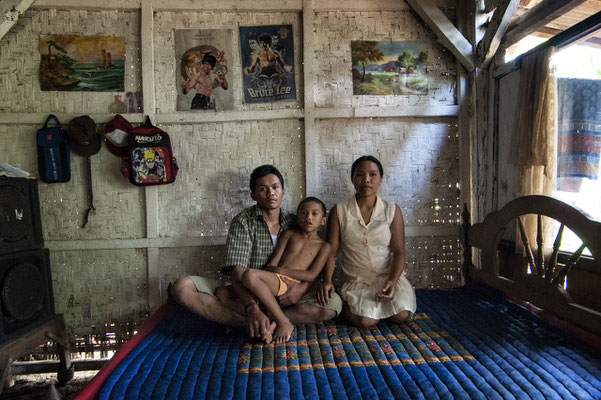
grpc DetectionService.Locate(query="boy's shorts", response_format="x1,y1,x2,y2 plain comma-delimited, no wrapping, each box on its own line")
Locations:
188,275,343,317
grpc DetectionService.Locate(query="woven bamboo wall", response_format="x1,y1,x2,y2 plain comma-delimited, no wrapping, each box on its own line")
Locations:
0,3,462,338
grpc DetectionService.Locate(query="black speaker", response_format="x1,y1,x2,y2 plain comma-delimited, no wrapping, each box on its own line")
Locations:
0,248,54,344
0,177,44,255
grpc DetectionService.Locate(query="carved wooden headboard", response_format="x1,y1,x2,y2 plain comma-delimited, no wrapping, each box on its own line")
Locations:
463,195,601,335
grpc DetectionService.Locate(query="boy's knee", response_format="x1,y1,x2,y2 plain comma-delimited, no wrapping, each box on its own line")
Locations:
241,269,257,286
170,277,196,304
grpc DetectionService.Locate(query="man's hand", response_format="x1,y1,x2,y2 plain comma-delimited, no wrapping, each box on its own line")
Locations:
315,281,335,306
245,302,271,340
277,279,308,307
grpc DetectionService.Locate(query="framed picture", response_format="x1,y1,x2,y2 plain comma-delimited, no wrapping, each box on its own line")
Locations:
175,29,233,111
39,35,125,91
240,25,296,103
351,40,429,95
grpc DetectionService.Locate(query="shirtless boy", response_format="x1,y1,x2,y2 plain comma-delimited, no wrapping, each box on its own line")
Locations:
241,197,330,343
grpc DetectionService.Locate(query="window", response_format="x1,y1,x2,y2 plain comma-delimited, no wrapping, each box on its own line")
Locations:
552,43,601,254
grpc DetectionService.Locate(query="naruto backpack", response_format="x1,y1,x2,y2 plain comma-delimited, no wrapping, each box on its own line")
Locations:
121,116,178,186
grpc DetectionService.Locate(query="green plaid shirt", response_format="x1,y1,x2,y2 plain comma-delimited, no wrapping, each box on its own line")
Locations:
224,205,297,270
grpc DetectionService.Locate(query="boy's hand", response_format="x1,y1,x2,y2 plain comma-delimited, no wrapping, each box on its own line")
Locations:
316,281,335,306
278,279,308,307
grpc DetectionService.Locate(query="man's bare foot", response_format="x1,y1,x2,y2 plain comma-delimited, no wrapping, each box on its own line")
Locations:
274,320,294,344
262,321,277,344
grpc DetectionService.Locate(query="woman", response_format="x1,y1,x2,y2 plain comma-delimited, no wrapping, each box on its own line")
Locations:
323,155,416,328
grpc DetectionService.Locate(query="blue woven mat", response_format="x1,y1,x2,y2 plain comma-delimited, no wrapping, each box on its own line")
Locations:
95,289,601,399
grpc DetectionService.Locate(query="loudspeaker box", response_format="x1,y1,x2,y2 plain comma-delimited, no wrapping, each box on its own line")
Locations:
0,248,54,344
0,177,44,255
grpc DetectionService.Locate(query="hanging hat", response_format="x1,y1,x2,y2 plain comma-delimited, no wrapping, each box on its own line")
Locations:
67,116,101,157
104,114,133,157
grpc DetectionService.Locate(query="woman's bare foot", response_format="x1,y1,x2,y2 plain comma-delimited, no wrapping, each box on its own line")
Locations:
274,320,294,344
262,321,277,344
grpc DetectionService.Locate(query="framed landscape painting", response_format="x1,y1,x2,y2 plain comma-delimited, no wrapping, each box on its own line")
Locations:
351,40,428,95
39,34,125,91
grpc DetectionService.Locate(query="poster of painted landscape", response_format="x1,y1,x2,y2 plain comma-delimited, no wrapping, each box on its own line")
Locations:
239,25,296,103
175,29,233,111
351,40,429,95
39,35,125,91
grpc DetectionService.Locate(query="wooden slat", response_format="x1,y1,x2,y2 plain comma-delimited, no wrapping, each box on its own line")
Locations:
477,0,521,68
502,0,587,49
303,0,317,196
0,0,36,41
405,0,475,72
32,0,303,11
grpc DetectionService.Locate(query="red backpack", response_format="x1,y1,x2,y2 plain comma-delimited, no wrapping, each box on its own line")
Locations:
121,117,179,186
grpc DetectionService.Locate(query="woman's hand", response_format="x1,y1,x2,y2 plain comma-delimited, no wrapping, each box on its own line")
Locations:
316,281,335,306
375,280,396,302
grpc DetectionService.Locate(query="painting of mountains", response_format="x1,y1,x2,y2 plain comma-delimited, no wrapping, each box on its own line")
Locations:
351,40,428,95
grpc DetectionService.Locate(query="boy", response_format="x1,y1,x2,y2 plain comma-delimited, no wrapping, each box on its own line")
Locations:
241,197,331,344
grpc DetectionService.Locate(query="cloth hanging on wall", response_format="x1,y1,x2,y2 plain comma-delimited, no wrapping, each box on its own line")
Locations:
557,78,601,192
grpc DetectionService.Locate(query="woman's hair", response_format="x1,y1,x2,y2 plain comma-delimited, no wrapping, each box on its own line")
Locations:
351,155,384,178
297,196,326,215
250,165,284,192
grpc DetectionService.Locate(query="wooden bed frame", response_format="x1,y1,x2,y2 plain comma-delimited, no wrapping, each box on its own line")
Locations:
72,194,601,399
462,195,601,336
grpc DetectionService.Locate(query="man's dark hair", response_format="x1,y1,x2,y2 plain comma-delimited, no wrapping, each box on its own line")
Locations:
351,155,384,178
202,53,217,68
259,33,272,46
250,165,284,192
298,196,326,215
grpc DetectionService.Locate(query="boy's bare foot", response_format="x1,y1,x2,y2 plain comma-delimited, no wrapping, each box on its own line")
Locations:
274,320,294,344
262,321,277,344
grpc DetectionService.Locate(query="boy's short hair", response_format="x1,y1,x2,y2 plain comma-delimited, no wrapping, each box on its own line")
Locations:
250,165,285,192
202,53,217,68
298,196,326,215
351,155,384,178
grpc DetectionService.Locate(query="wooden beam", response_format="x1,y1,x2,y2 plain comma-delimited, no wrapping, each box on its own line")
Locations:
32,0,303,12
477,0,521,68
405,0,475,72
502,0,587,49
303,0,317,196
0,0,35,41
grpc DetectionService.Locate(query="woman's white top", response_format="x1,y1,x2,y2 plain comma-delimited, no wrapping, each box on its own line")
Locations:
337,195,416,319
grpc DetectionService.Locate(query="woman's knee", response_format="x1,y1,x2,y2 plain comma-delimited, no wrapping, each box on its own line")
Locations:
343,306,378,328
389,310,412,323
355,316,379,329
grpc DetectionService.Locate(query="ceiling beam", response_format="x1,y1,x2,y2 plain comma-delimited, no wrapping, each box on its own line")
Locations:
0,0,36,41
405,0,474,72
477,0,520,68
501,0,587,49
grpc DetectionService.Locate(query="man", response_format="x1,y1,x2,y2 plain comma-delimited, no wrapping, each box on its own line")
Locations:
245,33,293,77
181,52,228,110
170,165,341,340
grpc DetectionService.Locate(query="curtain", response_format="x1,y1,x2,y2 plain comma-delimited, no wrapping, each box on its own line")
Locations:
556,78,601,192
509,46,558,255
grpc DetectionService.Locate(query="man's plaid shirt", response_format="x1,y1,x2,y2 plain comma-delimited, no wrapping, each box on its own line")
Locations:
224,205,297,270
